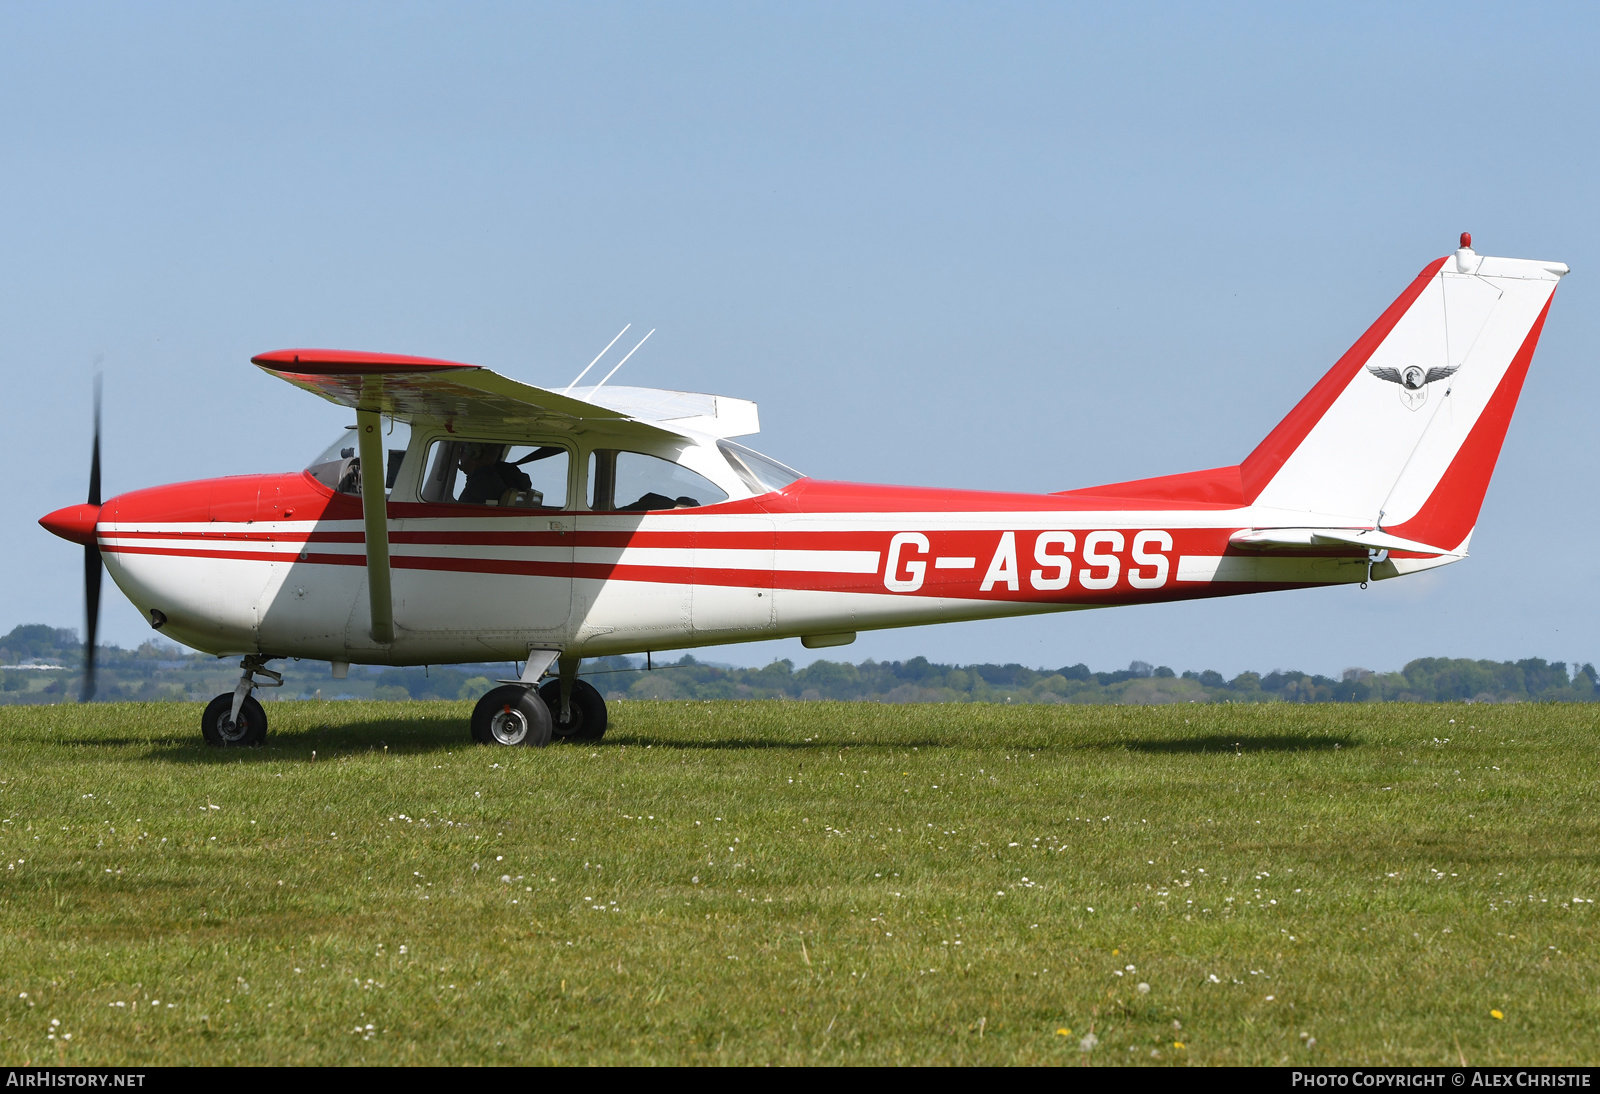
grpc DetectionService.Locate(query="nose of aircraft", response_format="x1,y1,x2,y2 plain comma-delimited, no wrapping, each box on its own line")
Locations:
40,503,102,546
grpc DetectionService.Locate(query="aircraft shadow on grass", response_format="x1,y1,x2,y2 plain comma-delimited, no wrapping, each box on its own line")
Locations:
1109,733,1357,754
67,719,1355,762
92,717,950,762
604,734,950,752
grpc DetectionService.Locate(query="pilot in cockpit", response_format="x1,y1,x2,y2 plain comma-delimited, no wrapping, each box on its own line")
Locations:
456,443,533,505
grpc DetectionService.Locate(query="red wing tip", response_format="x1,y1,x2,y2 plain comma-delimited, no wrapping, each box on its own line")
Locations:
251,349,479,374
40,503,102,546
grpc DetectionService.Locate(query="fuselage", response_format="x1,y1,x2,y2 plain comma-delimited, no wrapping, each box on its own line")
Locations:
90,466,1443,667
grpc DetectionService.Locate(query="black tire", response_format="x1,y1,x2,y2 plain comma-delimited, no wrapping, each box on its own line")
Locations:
471,685,553,747
201,693,268,747
538,678,608,742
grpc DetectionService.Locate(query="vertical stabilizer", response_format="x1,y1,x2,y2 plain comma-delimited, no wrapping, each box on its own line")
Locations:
1241,239,1566,547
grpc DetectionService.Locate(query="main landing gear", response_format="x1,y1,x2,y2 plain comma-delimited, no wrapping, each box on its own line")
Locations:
471,654,608,748
471,685,553,747
202,656,281,747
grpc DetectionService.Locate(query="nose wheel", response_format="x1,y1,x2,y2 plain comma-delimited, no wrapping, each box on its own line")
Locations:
201,656,280,746
201,692,268,746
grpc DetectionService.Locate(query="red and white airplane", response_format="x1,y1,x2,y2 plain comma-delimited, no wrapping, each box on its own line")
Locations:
40,235,1567,748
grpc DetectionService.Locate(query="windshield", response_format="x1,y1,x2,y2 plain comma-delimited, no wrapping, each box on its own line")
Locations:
718,439,804,495
306,422,412,495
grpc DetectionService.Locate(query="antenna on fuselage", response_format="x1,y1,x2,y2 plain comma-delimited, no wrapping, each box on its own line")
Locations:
593,329,655,392
562,324,631,396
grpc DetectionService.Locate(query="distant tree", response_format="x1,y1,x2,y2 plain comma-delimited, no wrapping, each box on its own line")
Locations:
0,624,72,661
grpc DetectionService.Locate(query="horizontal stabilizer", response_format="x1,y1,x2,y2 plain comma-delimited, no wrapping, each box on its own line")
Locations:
1229,527,1457,557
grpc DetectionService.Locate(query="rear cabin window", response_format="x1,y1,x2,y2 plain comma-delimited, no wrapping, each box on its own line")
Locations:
420,440,570,509
718,439,803,494
588,450,728,511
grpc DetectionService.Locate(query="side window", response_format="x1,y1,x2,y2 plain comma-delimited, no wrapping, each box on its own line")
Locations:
588,450,729,511
419,440,570,508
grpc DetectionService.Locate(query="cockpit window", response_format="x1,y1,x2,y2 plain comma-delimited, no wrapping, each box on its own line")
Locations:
718,439,803,494
419,439,570,508
588,450,729,511
306,422,412,496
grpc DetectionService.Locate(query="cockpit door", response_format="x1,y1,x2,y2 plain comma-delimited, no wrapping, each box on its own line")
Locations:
383,437,576,658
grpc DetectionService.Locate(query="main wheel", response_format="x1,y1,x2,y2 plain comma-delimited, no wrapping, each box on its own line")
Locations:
539,679,608,742
201,693,268,747
471,685,553,747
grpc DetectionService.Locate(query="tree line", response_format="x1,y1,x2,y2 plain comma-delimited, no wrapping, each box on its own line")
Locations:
2,623,1594,706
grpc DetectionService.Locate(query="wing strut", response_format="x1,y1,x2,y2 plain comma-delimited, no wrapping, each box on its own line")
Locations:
355,384,394,644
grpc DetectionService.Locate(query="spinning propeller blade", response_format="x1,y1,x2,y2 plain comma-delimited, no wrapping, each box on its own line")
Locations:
82,377,102,703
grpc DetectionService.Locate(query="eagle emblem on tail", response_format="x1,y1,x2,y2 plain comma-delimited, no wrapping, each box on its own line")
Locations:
1367,362,1460,410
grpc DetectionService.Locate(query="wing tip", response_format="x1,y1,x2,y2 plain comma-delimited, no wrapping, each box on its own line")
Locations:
252,349,479,375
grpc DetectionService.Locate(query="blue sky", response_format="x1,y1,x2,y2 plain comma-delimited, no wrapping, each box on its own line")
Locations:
4,3,1597,676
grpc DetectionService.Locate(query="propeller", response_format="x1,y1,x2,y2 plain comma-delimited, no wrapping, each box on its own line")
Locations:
82,377,102,703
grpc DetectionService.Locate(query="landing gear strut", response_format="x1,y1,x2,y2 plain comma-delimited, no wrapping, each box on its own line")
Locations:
539,654,607,742
202,656,280,746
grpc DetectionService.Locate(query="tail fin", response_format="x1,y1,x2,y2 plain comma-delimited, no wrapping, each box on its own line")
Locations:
1242,241,1567,549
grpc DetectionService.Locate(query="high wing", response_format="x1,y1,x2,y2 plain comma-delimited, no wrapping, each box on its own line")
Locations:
566,385,759,439
252,349,680,442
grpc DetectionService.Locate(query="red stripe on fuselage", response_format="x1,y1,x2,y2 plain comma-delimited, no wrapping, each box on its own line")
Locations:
104,526,1363,605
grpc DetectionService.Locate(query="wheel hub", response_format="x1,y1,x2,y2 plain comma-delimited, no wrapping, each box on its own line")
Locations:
552,704,582,736
217,714,249,742
489,705,529,745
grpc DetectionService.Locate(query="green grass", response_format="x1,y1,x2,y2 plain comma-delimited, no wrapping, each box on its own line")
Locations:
0,698,1596,1066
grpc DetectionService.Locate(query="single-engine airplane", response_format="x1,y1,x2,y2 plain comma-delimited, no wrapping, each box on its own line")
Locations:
40,235,1567,748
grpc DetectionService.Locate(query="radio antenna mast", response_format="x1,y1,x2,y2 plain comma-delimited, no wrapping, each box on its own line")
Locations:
563,324,630,395
593,329,654,392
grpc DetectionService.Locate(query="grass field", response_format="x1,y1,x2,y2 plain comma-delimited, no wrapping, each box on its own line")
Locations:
1,697,1597,1066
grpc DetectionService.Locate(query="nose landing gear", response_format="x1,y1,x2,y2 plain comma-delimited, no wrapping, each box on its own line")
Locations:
201,656,280,746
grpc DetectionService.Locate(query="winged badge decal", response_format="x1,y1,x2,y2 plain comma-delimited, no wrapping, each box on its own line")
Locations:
1366,362,1459,411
